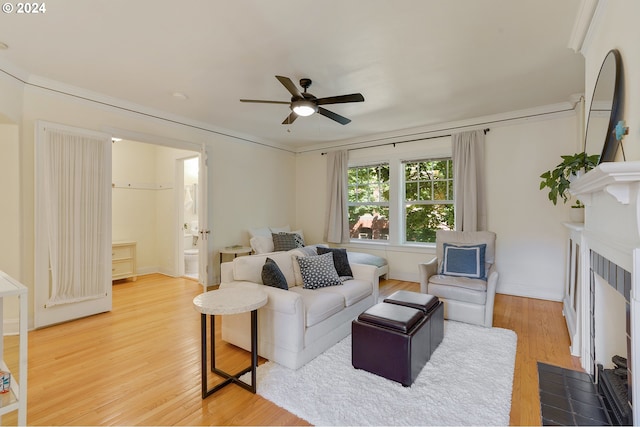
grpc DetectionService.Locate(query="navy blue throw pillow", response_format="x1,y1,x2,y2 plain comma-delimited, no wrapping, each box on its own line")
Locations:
316,247,353,279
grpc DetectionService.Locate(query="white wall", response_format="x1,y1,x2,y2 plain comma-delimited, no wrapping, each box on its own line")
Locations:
0,123,21,324
0,82,296,327
486,115,577,300
296,112,578,301
112,140,195,276
579,0,640,412
583,1,640,162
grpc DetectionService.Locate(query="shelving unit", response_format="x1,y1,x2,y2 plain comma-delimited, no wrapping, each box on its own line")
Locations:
0,271,27,426
112,241,137,281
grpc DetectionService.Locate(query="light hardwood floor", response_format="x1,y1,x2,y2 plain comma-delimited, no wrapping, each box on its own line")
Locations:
2,273,581,426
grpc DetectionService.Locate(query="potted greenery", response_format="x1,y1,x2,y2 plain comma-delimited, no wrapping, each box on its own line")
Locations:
539,152,599,217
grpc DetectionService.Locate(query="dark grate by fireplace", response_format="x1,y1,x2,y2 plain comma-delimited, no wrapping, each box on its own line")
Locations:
590,251,633,426
598,357,631,425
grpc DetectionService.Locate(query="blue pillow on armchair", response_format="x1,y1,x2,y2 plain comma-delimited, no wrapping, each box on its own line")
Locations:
440,243,487,280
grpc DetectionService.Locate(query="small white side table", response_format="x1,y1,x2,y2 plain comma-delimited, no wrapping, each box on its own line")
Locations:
219,246,253,264
193,288,267,398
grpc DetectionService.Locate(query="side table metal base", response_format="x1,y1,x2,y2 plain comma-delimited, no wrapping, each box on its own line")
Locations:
201,309,259,399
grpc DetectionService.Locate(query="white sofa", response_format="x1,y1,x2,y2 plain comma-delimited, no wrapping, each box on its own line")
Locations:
219,248,379,369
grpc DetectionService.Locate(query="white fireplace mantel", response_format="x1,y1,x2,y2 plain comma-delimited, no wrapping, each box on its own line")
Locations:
569,160,640,426
571,160,640,205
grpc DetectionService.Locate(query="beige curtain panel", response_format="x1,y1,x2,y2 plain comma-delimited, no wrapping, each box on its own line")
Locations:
324,150,350,243
452,130,487,231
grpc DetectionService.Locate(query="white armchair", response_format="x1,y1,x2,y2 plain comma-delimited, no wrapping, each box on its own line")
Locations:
418,230,498,327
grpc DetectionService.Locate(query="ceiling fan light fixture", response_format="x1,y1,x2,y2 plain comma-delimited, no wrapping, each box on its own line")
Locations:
292,100,317,117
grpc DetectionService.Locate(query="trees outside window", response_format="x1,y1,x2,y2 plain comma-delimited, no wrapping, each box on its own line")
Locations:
403,159,454,243
347,158,454,244
347,164,389,240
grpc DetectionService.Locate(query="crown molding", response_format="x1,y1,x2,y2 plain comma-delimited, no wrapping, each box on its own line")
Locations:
0,66,294,153
579,0,609,56
567,0,599,54
299,99,580,154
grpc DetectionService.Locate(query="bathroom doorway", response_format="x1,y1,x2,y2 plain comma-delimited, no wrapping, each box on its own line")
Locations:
177,156,200,280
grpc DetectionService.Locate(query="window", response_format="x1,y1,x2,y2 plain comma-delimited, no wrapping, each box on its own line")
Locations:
404,159,454,243
347,164,390,240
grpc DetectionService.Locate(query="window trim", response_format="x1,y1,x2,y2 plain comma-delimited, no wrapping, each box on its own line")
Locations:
402,157,454,244
346,137,453,247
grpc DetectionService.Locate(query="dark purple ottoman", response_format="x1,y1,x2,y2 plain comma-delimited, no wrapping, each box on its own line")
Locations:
383,290,444,359
352,302,430,387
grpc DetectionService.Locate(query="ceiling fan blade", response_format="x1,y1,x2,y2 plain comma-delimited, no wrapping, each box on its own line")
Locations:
317,107,351,125
275,75,303,99
282,112,298,125
240,99,290,104
315,93,365,106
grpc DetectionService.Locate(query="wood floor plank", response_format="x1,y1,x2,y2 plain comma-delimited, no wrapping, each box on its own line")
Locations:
1,274,579,426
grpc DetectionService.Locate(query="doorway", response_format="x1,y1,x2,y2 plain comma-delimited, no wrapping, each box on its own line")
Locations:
177,156,200,280
111,138,209,287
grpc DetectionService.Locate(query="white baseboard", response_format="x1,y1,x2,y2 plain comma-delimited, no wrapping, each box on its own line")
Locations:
385,272,562,302
387,271,419,282
3,318,19,335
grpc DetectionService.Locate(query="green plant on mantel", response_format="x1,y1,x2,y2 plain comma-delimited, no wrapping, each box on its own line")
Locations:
539,152,600,208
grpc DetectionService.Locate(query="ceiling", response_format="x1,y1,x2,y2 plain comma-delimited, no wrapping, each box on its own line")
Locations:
0,0,585,151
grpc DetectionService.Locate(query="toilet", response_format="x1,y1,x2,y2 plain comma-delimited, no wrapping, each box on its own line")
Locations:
184,248,199,276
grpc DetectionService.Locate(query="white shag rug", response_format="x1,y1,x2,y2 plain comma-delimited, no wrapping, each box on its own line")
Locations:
246,321,517,426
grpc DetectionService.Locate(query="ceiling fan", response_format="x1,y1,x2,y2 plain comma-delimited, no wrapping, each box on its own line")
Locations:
240,75,365,125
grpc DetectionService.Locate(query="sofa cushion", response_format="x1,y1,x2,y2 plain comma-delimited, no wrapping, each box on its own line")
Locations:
272,232,305,251
317,279,371,307
317,247,353,279
250,235,274,254
289,287,344,327
296,252,342,289
440,243,486,279
428,274,487,304
248,226,272,238
233,249,304,287
262,258,288,290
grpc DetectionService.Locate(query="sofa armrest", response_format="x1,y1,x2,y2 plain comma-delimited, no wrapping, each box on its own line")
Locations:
484,264,499,327
418,257,438,293
220,261,234,283
350,262,379,302
219,281,303,316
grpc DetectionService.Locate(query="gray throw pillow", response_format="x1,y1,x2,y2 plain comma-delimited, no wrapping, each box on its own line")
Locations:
262,257,288,290
296,252,342,289
272,232,305,251
316,247,353,279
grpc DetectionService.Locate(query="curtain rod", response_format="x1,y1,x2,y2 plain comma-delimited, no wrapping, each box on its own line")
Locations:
321,128,490,155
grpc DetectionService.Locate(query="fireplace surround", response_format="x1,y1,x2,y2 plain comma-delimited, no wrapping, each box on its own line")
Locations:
570,161,640,425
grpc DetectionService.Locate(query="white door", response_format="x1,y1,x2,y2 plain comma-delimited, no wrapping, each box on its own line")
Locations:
197,147,211,291
34,121,112,328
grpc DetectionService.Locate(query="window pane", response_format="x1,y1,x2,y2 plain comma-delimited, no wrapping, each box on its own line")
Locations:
419,183,432,200
405,182,418,200
348,164,390,241
348,206,390,240
419,162,432,179
405,203,454,243
433,181,448,200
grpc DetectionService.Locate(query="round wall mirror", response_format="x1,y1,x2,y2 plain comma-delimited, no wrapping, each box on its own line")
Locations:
584,49,622,163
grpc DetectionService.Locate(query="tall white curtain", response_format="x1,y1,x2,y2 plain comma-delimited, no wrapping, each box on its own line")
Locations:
43,129,110,306
452,130,487,231
324,150,350,243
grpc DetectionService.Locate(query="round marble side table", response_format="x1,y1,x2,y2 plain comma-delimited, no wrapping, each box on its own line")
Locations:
193,287,267,398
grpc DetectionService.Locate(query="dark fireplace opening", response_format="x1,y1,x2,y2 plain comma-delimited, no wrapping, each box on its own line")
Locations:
598,356,631,426
589,252,633,426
